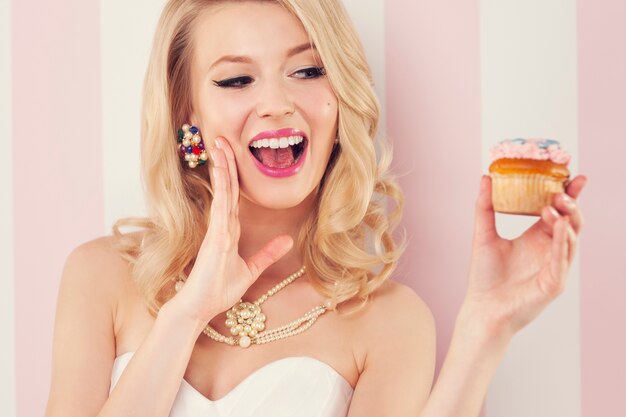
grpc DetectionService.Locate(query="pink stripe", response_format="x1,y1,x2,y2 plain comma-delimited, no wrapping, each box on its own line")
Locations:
578,0,626,415
385,1,483,413
12,0,103,415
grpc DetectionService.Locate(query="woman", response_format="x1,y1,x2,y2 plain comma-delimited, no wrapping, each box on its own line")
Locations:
45,0,586,416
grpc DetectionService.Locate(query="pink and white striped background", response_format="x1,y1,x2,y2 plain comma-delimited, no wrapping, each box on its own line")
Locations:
1,0,625,416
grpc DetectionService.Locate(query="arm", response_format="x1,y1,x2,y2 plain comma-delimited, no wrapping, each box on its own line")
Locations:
344,284,511,417
348,174,586,417
346,283,436,417
420,174,586,416
46,138,292,417
418,307,510,417
44,238,209,417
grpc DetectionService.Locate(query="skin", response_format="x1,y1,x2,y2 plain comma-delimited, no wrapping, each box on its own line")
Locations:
187,2,339,295
45,2,587,417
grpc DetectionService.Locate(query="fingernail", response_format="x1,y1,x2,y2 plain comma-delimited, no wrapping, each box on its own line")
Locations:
562,194,575,208
548,206,560,218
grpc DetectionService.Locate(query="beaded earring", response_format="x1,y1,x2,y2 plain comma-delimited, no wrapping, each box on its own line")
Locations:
177,124,208,168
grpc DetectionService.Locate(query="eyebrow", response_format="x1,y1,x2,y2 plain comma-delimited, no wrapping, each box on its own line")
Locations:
208,42,316,70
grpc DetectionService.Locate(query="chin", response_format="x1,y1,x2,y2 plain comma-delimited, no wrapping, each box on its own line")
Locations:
240,186,317,211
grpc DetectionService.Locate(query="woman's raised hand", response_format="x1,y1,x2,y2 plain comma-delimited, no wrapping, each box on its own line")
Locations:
461,175,588,340
171,137,294,324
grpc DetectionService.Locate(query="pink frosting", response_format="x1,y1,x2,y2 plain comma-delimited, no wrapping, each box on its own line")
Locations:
489,138,571,165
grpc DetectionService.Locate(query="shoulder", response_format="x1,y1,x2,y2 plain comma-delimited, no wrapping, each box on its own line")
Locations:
369,280,434,321
66,235,126,268
47,235,137,416
60,234,136,308
343,280,437,415
356,280,435,337
345,279,436,369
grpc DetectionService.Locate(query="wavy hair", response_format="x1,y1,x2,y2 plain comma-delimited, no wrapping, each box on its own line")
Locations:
113,0,406,316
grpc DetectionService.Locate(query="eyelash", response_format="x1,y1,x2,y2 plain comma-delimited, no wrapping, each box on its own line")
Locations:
212,66,326,89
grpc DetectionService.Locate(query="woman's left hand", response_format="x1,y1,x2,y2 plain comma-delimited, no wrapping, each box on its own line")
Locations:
461,174,588,341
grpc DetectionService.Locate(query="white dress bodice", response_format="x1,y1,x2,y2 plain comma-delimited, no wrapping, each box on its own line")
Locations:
110,351,354,417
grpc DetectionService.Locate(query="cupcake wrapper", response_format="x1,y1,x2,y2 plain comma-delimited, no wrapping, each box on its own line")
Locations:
490,173,566,216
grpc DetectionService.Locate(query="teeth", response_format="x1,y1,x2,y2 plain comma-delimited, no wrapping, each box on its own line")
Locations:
250,135,304,149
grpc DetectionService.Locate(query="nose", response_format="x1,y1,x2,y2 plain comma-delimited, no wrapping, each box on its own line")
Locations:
255,78,295,118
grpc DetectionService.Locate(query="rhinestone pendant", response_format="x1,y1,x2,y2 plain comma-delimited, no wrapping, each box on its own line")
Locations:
225,301,266,347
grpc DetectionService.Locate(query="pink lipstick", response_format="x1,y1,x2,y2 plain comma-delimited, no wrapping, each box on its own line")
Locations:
248,128,308,178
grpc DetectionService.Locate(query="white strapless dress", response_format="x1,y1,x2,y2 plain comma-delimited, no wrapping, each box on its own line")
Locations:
110,351,354,417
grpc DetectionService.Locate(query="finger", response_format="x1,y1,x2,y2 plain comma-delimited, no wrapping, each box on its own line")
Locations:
206,146,216,197
522,203,561,239
544,216,570,298
473,175,498,244
208,148,229,238
245,235,294,279
538,205,561,236
564,175,588,200
552,193,584,234
212,144,232,215
566,222,577,264
216,137,240,215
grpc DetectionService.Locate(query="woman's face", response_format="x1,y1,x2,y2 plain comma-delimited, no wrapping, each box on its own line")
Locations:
189,1,339,210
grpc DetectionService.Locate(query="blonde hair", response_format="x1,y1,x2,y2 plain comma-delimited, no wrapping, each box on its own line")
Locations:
113,0,406,316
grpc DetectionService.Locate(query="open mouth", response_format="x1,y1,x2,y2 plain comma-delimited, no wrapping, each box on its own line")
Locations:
249,135,308,169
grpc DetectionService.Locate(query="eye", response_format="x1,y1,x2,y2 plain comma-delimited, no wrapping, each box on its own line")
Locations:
292,66,326,79
212,76,253,89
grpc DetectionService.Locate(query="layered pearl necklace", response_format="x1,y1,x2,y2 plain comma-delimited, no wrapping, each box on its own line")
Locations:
174,266,332,348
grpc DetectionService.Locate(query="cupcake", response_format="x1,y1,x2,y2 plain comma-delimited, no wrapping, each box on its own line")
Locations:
489,138,571,216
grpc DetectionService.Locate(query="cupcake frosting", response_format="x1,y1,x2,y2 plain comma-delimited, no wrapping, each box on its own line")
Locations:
489,138,571,164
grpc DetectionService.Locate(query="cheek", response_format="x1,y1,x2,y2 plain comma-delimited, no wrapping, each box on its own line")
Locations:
297,87,338,135
199,94,252,147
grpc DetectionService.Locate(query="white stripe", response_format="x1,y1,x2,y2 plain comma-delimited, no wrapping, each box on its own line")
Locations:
343,0,386,137
480,1,581,416
0,0,15,415
101,1,165,231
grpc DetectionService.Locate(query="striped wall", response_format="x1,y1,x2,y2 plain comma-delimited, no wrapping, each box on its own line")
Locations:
11,1,104,416
1,0,15,414
3,0,625,416
385,0,483,402
101,0,165,230
578,0,626,415
480,1,581,416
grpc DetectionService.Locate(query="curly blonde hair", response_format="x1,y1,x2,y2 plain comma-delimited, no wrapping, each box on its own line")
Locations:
113,0,406,316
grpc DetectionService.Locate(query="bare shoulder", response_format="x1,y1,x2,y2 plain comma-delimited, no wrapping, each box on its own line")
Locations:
370,280,433,319
342,279,436,371
367,280,435,348
66,234,131,271
343,279,437,416
353,279,435,335
61,234,136,298
46,234,138,416
57,233,144,331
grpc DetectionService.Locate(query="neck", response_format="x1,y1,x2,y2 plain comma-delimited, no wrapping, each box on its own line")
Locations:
237,191,316,292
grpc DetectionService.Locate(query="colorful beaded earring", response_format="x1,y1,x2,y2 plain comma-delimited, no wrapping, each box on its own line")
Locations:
177,124,208,168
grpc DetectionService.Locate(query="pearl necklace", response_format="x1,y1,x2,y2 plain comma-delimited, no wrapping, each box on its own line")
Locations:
174,266,332,348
